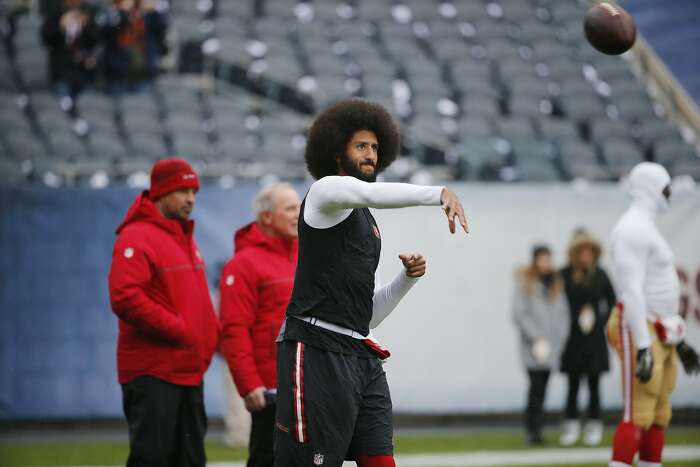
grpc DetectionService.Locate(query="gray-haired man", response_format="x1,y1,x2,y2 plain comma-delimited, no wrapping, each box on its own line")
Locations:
220,183,301,467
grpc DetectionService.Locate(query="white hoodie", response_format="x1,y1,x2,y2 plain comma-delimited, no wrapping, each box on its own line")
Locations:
610,162,679,349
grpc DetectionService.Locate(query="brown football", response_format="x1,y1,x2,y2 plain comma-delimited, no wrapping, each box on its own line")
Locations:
584,2,637,55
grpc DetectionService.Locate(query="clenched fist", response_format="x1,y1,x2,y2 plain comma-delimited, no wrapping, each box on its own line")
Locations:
399,254,426,278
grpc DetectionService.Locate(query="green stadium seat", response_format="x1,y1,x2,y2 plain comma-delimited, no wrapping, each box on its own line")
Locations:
454,2,489,21
497,117,536,140
653,138,698,168
511,140,561,181
47,133,89,159
560,94,607,123
637,118,682,149
559,140,607,180
614,96,658,122
459,116,494,139
121,112,165,136
87,131,128,159
128,132,169,159
511,77,551,99
498,59,537,82
551,2,585,24
509,95,552,118
464,95,501,118
601,138,645,177
538,117,580,143
454,136,510,178
589,119,631,144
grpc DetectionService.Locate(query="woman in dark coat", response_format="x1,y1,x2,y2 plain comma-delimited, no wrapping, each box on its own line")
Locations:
559,229,616,447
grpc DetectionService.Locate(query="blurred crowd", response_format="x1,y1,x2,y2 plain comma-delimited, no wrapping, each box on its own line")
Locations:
7,0,169,97
512,229,616,446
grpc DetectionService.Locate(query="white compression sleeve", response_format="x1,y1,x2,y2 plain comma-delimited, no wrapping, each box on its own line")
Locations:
369,271,419,329
304,176,444,229
613,231,652,349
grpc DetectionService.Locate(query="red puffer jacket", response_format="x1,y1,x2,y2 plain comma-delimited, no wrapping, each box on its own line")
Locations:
108,193,220,386
219,222,298,396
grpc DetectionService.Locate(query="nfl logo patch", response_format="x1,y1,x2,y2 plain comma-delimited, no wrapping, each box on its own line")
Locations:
372,225,381,238
313,453,324,465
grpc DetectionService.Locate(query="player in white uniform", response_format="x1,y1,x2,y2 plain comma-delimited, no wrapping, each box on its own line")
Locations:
608,162,699,467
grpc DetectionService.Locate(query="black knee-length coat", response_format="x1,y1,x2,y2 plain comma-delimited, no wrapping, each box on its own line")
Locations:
559,265,617,374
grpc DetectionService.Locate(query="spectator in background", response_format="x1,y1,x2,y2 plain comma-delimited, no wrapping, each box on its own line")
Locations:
512,244,570,445
220,183,300,467
108,159,220,467
101,0,167,94
559,229,616,447
41,0,100,98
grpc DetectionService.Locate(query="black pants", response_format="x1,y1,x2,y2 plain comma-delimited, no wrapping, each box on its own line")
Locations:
565,372,601,419
274,341,393,467
525,370,550,435
122,376,207,467
248,403,275,467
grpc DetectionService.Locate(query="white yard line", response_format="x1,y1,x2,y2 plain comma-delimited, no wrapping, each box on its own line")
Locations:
88,445,698,467
74,445,700,467
389,445,700,466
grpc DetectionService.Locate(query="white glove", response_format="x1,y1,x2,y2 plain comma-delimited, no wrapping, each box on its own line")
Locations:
654,315,687,345
532,338,551,365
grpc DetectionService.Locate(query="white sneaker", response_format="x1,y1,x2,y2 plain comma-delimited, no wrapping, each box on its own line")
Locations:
559,419,581,446
583,419,604,446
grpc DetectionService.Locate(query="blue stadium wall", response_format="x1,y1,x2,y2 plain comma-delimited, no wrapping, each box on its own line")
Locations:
625,0,700,103
0,185,282,420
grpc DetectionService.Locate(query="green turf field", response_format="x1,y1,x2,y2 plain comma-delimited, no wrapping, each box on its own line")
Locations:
1,427,699,467
514,464,699,467
393,426,700,454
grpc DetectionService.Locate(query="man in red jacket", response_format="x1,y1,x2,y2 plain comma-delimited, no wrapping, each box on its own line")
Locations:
109,158,220,467
220,182,301,467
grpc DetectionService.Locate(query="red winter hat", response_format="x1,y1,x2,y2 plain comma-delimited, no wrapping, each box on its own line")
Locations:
149,158,200,201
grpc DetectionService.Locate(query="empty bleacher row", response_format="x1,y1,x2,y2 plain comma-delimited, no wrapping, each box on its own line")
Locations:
1,0,699,186
168,0,700,181
0,74,311,186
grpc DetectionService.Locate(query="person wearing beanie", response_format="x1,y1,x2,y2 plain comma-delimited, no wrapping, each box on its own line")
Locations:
512,244,570,445
559,229,616,447
108,158,220,467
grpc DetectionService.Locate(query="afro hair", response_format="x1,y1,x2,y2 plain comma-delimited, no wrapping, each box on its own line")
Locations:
304,98,401,180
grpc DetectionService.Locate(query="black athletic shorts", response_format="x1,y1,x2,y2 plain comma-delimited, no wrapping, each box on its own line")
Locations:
274,340,393,467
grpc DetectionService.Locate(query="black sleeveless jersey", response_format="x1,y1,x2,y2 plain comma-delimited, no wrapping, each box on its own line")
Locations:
283,197,381,355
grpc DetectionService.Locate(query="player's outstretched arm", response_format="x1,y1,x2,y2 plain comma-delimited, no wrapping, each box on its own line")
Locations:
310,176,442,211
369,254,426,329
305,176,469,233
